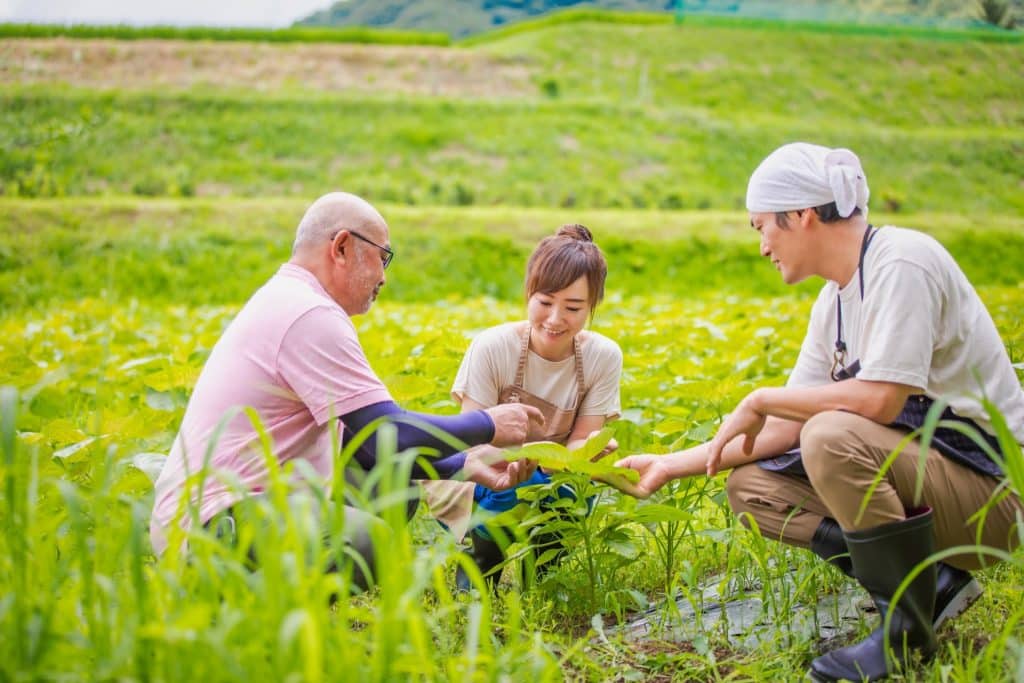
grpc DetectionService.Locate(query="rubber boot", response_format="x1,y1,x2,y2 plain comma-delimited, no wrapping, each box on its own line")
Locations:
455,530,506,592
809,509,938,682
809,516,982,629
810,517,854,576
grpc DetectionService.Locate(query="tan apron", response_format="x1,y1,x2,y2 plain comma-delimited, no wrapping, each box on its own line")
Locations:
421,323,587,541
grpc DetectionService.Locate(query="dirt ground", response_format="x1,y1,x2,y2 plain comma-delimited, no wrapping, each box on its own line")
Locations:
0,38,535,97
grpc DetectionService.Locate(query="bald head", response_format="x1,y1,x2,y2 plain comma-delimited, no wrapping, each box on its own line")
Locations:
292,192,387,255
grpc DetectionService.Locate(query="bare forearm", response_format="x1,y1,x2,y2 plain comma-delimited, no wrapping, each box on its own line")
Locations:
661,417,801,479
749,380,913,425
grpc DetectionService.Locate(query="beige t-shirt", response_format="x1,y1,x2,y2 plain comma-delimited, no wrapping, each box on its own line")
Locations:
452,321,622,418
788,226,1024,445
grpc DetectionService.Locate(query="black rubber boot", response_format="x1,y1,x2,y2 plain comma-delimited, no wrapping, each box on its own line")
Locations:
809,516,982,629
809,509,938,682
455,530,506,592
810,517,854,576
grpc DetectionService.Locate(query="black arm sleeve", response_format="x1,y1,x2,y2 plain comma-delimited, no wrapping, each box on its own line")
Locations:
339,401,494,478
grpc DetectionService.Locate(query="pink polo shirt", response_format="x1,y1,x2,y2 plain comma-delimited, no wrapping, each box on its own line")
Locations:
150,263,392,555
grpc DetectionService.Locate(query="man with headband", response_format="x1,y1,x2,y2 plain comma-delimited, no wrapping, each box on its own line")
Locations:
614,143,1024,681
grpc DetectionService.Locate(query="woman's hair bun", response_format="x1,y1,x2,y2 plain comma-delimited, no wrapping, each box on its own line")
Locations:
556,223,593,242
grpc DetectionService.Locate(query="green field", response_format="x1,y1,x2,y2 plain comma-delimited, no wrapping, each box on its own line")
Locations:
2,12,1024,682
4,19,1023,212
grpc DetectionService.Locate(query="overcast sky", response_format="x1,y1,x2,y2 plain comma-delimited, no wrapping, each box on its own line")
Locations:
0,0,333,27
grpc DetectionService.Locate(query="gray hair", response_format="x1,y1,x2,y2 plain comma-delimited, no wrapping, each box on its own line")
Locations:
291,192,385,255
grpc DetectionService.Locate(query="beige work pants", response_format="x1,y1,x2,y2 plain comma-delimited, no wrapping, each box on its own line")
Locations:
726,410,1022,570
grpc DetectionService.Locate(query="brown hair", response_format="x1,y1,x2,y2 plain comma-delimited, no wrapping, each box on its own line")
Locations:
524,224,607,312
775,203,862,228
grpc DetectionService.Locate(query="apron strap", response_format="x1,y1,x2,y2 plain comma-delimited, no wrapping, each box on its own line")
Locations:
572,335,587,407
510,324,531,401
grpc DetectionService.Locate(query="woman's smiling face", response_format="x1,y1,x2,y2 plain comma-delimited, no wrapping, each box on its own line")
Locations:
526,275,591,361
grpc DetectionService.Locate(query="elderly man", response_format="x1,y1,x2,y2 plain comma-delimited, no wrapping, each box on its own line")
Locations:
151,192,544,585
615,143,1024,681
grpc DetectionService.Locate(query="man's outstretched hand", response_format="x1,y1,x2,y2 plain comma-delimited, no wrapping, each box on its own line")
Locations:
606,454,672,499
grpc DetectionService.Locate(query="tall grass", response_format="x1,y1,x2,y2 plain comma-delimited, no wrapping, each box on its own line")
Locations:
0,385,572,680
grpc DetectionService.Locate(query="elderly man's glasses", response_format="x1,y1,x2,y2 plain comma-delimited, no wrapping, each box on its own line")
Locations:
341,230,394,269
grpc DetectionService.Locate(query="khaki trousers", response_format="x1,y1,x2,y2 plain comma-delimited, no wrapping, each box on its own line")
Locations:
726,410,1022,570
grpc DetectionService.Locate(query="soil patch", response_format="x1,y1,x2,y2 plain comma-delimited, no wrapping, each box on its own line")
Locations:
0,38,534,98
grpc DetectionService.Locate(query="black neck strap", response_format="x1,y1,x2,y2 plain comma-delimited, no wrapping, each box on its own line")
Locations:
833,224,876,374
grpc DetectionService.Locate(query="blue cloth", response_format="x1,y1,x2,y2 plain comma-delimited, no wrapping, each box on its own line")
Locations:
474,469,556,512
472,470,592,541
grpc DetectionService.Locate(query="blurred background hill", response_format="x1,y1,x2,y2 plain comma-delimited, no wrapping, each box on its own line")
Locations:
297,0,1023,36
3,7,1021,215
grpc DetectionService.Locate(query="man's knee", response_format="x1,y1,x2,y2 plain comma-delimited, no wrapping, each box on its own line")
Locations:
801,410,865,485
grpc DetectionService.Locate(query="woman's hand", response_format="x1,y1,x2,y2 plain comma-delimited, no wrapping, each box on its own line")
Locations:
464,448,537,491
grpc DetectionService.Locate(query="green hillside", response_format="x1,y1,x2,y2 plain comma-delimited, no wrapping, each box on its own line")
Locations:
4,17,1022,213
297,0,1023,37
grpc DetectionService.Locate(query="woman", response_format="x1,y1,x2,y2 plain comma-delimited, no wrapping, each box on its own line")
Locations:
423,224,623,590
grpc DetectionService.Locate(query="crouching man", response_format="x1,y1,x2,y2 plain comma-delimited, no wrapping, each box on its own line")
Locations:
615,143,1024,681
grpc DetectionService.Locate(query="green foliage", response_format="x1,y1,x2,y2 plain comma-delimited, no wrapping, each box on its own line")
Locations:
300,1,675,39
3,17,1021,207
7,201,1024,316
461,5,1024,45
2,9,1024,679
2,206,1023,680
0,22,450,45
506,427,639,483
457,6,674,45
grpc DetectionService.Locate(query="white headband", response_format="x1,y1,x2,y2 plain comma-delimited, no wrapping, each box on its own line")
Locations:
745,142,870,218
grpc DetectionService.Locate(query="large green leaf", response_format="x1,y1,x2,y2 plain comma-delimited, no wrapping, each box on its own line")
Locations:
503,427,639,483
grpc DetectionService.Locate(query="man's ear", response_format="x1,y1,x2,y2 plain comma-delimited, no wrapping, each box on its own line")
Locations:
331,230,350,263
796,207,817,230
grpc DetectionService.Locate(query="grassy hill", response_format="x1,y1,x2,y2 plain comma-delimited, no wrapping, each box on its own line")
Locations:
3,15,1022,214
297,0,1023,37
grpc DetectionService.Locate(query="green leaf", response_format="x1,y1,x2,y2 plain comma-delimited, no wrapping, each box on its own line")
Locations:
53,437,98,462
145,388,177,412
632,503,693,524
503,428,638,482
